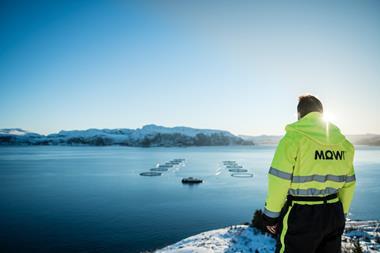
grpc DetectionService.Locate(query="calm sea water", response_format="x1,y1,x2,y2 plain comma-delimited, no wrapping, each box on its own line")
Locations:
0,145,379,253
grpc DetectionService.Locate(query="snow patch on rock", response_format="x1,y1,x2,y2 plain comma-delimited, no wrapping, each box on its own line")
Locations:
156,220,380,253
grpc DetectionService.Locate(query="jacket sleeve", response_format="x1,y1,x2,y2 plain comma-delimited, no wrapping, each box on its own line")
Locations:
263,133,297,219
339,155,356,215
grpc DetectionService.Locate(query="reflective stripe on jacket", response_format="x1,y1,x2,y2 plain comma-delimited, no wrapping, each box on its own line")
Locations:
264,112,356,218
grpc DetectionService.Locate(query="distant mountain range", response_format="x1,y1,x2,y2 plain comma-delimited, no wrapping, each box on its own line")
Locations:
345,134,380,146
239,134,380,146
0,125,253,147
1,126,379,147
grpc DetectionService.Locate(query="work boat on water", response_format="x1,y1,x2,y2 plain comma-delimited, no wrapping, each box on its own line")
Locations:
182,177,203,184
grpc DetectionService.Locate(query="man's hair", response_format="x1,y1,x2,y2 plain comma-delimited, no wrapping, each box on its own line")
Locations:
297,95,323,118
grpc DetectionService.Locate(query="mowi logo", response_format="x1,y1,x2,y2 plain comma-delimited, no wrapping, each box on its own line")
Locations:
315,150,345,160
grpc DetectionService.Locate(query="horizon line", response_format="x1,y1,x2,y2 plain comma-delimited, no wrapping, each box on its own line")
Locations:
1,125,379,137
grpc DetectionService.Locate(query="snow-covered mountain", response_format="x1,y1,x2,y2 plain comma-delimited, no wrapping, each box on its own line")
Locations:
0,128,41,137
347,134,380,146
155,220,380,253
2,126,378,147
239,134,380,146
0,125,252,147
239,135,282,146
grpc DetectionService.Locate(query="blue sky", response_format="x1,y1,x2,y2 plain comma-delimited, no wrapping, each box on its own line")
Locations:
1,0,379,135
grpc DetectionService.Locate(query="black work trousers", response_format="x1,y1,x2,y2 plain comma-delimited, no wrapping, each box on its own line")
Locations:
275,199,346,253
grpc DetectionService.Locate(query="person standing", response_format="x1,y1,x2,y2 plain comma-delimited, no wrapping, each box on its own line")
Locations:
262,95,356,253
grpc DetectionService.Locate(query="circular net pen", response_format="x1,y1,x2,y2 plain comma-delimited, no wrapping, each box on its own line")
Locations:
158,165,172,168
223,161,237,164
228,168,248,173
150,168,169,172
226,165,243,169
231,172,253,178
223,162,237,166
140,171,162,176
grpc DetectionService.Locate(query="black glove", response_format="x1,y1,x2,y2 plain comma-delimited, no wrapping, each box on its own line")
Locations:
262,213,279,235
251,209,279,234
262,213,279,227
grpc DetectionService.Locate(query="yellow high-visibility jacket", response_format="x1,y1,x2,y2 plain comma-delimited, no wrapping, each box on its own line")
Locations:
264,112,356,219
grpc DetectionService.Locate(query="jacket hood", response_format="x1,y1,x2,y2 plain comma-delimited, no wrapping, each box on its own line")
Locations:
285,112,346,145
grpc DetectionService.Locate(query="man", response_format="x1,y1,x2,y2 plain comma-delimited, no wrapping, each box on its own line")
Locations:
262,95,356,253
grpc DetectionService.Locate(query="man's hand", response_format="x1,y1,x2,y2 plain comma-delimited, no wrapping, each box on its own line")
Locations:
266,224,278,235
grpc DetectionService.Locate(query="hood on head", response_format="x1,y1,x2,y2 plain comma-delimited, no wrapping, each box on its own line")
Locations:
285,112,346,145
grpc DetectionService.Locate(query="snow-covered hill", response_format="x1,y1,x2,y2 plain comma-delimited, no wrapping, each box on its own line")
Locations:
155,220,380,253
0,125,252,147
156,225,275,253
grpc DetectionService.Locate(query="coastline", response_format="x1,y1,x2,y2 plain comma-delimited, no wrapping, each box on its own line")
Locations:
155,220,380,253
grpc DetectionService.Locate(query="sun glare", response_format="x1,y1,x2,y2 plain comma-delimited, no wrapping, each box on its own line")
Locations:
323,111,335,123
